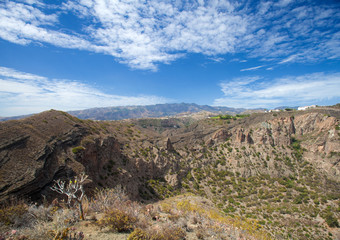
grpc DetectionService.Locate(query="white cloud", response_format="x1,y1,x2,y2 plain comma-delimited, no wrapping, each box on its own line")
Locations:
0,66,169,116
0,0,339,70
0,1,96,50
230,58,247,63
208,57,224,62
242,2,340,64
0,66,46,81
214,72,340,108
278,54,299,64
276,0,293,7
240,65,264,71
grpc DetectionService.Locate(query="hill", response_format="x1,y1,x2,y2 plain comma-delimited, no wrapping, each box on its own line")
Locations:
0,106,339,239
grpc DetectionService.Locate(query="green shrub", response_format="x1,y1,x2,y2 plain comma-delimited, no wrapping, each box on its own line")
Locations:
324,212,339,228
72,146,85,154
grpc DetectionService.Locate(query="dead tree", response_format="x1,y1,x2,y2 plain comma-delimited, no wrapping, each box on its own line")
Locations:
50,173,91,220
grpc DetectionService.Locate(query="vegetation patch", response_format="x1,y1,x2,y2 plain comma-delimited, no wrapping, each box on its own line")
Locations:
71,146,85,154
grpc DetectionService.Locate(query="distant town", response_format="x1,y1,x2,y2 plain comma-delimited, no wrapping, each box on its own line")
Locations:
267,105,317,112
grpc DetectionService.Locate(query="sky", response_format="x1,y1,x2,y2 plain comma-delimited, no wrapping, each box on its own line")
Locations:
0,0,340,117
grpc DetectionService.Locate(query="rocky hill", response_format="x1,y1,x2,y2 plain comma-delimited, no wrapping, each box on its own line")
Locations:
0,106,339,239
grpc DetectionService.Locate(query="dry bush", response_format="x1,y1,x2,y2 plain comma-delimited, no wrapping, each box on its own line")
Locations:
80,196,89,218
50,209,79,233
89,186,129,212
147,223,186,240
195,227,206,240
127,228,149,240
27,204,53,222
89,188,117,212
91,187,149,232
133,212,151,230
49,227,84,240
116,200,143,221
127,223,186,240
188,212,202,225
167,213,181,222
8,204,54,230
0,201,28,227
20,208,79,240
97,208,136,233
0,201,81,240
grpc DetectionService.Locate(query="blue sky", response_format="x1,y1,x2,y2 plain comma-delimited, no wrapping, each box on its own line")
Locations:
0,0,340,117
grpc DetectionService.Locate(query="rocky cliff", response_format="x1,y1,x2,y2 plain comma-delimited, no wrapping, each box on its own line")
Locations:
0,110,183,202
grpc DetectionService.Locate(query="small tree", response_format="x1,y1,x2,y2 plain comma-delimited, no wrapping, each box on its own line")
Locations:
50,173,91,220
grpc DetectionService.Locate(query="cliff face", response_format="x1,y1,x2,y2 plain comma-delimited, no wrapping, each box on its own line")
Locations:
0,111,87,201
224,113,340,177
0,110,183,202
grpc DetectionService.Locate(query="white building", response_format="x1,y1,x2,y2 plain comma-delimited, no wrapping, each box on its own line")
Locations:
298,105,316,111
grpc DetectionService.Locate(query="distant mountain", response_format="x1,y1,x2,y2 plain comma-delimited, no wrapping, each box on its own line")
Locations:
0,103,241,122
0,114,33,122
273,106,298,110
68,103,247,120
0,103,264,121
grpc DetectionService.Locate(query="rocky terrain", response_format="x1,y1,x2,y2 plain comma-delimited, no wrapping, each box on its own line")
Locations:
0,105,339,239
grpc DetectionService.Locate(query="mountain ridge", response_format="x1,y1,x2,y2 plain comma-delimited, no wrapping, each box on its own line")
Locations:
0,103,255,121
67,103,248,120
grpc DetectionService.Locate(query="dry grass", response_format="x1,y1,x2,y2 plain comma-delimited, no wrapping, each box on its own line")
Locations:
0,189,271,240
157,194,272,240
0,201,28,227
128,223,186,240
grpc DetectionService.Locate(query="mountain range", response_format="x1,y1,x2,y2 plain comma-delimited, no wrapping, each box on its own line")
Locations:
0,103,263,121
67,103,249,120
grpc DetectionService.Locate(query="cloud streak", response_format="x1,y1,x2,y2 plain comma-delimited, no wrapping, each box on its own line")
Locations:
0,66,169,117
214,72,340,108
240,65,264,71
0,0,339,70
